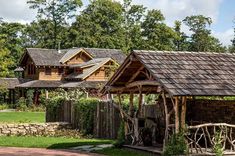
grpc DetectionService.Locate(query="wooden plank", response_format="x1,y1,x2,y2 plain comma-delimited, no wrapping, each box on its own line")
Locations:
126,80,159,88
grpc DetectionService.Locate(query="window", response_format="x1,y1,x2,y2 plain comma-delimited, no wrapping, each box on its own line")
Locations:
45,67,51,75
27,64,31,75
27,64,36,75
58,68,64,75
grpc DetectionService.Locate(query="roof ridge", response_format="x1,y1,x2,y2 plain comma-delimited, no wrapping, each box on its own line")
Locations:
26,48,57,51
83,47,121,51
133,50,235,55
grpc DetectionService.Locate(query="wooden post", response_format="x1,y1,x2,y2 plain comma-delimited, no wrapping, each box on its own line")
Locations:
162,91,169,150
45,90,49,99
174,97,180,133
137,86,143,117
13,90,15,104
181,96,187,130
8,89,11,104
129,92,134,117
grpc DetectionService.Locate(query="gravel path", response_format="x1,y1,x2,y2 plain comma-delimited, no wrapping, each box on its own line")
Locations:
0,147,103,156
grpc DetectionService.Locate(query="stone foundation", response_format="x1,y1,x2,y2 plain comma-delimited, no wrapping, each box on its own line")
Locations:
0,122,71,136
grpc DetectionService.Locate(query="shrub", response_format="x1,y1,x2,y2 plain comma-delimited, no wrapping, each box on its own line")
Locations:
29,105,46,112
163,133,188,156
0,103,8,110
213,131,224,156
16,97,28,111
114,121,125,148
26,89,34,106
73,98,99,135
46,96,66,121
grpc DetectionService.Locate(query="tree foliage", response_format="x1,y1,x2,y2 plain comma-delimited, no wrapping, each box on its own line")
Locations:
141,9,177,50
0,38,14,77
27,0,82,48
183,15,225,52
0,22,25,66
0,1,233,77
68,0,125,50
122,0,146,52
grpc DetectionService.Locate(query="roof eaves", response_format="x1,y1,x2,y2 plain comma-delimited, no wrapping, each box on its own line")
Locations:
82,58,112,80
59,48,93,64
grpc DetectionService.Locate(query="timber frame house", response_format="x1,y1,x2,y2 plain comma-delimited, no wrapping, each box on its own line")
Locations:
0,48,126,104
102,50,235,155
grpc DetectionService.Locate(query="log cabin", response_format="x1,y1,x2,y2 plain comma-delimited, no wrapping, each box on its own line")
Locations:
0,48,126,104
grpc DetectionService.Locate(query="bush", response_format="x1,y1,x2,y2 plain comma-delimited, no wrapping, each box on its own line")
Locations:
0,103,8,110
163,133,188,156
213,131,224,156
46,96,66,121
26,89,34,106
73,98,99,135
29,105,45,112
114,121,125,148
16,97,28,111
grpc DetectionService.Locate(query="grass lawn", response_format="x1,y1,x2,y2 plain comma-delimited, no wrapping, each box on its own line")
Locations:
0,112,45,123
95,147,151,156
0,136,114,149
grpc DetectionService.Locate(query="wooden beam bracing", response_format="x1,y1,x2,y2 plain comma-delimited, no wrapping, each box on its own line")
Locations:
128,66,144,83
126,80,159,88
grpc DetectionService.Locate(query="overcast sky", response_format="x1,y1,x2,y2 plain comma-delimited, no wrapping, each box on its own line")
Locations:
0,0,234,46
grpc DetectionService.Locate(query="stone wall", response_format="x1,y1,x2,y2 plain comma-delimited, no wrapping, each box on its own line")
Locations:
0,122,71,136
187,100,235,125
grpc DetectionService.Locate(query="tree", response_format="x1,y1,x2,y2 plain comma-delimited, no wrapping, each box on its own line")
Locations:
68,0,125,49
183,15,225,52
27,0,82,49
122,0,146,52
173,21,189,51
229,24,235,53
0,38,14,77
141,9,177,50
22,19,69,49
0,21,25,67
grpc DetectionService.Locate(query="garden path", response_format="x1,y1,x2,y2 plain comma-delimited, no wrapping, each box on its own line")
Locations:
0,147,103,156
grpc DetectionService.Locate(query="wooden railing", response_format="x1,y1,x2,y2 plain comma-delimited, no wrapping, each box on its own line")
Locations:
186,123,235,154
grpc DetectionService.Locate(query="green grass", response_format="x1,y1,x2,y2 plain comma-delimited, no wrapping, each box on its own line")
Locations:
0,136,114,149
95,147,151,156
0,112,45,123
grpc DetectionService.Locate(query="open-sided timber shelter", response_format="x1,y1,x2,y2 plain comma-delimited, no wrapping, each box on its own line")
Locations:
102,50,235,154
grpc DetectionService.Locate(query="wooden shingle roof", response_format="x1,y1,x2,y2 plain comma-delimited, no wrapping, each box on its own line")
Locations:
25,48,65,66
0,78,31,89
104,50,235,96
135,50,235,96
16,80,104,89
22,48,125,67
84,48,126,64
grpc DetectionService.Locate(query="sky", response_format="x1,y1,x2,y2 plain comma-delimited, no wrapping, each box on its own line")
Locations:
0,0,234,46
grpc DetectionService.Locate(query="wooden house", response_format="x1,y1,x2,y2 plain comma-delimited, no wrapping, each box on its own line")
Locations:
0,48,126,104
102,50,235,155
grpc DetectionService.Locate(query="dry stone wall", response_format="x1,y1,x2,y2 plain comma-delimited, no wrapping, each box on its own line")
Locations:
0,122,71,136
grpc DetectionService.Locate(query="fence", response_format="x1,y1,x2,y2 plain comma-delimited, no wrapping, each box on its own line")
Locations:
94,101,121,139
46,100,121,139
